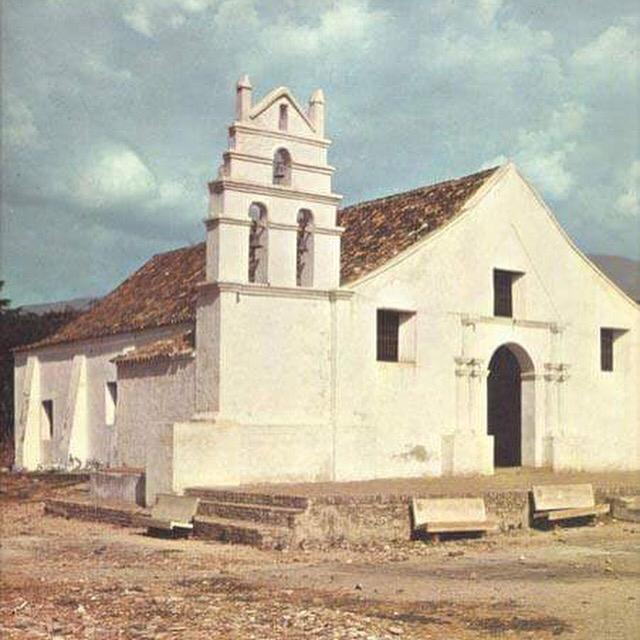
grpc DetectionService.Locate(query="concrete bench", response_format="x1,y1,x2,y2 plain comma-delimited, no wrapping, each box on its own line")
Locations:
146,494,200,534
532,484,609,523
411,497,498,539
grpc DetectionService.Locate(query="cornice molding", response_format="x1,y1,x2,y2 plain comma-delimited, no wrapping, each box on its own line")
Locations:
459,314,565,332
197,280,353,301
224,150,335,175
209,178,342,205
203,216,344,236
230,122,332,148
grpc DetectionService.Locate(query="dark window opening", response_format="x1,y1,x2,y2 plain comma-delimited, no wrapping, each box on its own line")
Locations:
600,328,614,371
273,148,291,185
42,400,53,440
296,209,314,287
377,310,400,362
106,381,118,425
494,269,514,317
279,104,288,131
248,203,268,283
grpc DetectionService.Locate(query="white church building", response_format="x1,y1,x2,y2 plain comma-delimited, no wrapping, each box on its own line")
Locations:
14,78,640,502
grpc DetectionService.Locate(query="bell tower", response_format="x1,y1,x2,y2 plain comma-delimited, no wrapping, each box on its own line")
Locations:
194,77,345,419
204,76,342,289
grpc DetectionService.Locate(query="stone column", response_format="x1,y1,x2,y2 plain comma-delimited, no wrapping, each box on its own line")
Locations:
542,362,574,469
443,356,493,476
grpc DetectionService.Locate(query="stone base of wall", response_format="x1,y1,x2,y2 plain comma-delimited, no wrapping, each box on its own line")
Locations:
44,497,148,528
296,490,530,546
90,469,146,507
43,478,640,549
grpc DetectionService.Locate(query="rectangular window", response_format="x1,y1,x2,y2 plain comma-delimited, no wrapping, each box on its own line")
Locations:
377,310,400,361
41,400,53,440
105,381,118,425
600,328,614,371
493,269,514,317
376,309,417,363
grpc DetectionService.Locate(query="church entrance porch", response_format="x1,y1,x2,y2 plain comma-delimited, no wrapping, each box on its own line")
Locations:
487,343,535,468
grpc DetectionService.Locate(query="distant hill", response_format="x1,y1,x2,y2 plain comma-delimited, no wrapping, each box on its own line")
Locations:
588,255,640,303
19,297,99,316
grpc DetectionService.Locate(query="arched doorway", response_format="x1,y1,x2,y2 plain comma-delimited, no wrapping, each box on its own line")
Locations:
487,344,534,467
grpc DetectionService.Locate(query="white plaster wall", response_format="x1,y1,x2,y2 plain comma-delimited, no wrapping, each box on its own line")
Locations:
218,291,333,425
233,128,328,167
337,166,640,476
116,357,195,468
155,165,639,493
13,323,193,470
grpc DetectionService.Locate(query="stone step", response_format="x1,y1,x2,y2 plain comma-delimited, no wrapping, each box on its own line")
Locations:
196,500,304,528
186,487,309,510
193,516,292,550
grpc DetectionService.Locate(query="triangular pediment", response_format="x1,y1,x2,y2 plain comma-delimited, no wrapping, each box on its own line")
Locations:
249,86,315,132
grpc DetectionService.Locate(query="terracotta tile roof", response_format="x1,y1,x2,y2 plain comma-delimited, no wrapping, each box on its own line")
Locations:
338,166,499,283
19,167,499,351
19,243,205,350
112,330,195,365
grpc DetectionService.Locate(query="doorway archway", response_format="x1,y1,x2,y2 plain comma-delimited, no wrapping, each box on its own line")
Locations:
487,343,534,467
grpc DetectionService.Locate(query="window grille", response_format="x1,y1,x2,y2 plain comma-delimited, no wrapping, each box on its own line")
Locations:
493,269,513,317
600,328,614,371
377,310,400,362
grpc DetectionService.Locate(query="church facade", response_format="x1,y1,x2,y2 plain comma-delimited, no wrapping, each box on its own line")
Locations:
14,78,640,503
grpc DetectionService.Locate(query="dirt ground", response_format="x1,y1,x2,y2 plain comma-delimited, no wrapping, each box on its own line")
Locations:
1,474,639,639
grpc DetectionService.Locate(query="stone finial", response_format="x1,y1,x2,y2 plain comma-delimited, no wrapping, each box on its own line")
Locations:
308,89,325,136
310,88,325,104
236,74,252,121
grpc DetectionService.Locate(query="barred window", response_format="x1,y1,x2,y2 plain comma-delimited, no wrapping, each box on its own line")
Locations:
376,309,416,363
493,269,514,317
600,328,614,371
377,310,400,362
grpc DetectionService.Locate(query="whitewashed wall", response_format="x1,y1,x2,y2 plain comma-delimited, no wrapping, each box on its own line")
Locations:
13,323,193,470
336,165,640,477
163,166,638,494
116,355,195,468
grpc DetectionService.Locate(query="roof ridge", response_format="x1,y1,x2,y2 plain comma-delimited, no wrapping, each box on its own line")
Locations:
340,165,501,212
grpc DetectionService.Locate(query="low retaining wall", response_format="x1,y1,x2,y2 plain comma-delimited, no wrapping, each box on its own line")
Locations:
44,498,147,528
297,490,530,545
295,483,640,546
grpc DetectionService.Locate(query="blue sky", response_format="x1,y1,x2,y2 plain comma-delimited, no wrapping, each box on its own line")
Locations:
1,0,638,306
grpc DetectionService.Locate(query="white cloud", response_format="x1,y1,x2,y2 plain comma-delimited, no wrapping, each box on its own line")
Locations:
511,103,587,199
615,160,640,217
572,21,639,82
75,146,157,208
122,0,221,37
477,0,504,26
262,0,387,57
